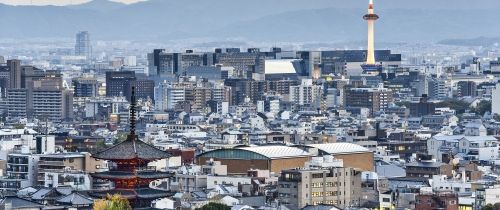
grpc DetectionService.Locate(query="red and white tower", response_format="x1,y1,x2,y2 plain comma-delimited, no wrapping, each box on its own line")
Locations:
363,0,379,65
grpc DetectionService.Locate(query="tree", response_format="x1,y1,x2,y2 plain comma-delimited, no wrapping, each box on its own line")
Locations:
436,99,471,114
113,132,128,144
473,100,491,115
12,124,25,129
482,202,500,210
195,203,231,210
93,194,132,210
494,114,500,122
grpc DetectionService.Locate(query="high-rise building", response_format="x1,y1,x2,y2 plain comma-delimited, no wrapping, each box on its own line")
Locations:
75,31,91,59
72,77,99,97
492,83,500,116
154,84,187,111
105,71,136,98
224,79,267,105
7,89,28,118
124,79,155,102
31,89,73,121
6,67,72,121
345,84,393,114
218,53,264,78
7,59,21,89
148,50,206,77
428,78,449,100
289,79,323,108
457,81,477,97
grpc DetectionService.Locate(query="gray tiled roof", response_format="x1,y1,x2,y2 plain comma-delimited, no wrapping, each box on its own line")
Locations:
2,196,44,209
56,192,93,206
93,136,171,161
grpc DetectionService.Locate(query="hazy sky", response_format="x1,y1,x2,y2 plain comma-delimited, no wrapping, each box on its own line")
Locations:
0,0,145,6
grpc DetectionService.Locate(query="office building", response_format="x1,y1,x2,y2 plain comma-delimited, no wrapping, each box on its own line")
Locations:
154,84,187,111
218,53,264,78
105,71,136,97
345,84,393,114
457,81,477,97
409,95,436,117
32,89,73,121
75,31,91,59
7,89,28,118
7,59,21,89
124,79,155,101
72,77,99,97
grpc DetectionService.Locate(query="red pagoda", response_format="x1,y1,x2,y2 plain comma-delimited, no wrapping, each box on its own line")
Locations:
91,87,173,208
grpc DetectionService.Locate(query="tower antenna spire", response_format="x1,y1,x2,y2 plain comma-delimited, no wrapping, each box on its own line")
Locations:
128,86,137,141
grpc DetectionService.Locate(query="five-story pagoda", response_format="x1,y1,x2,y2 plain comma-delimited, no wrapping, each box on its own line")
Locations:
91,87,173,208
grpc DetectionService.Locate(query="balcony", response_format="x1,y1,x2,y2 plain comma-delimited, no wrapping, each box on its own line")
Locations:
38,161,64,166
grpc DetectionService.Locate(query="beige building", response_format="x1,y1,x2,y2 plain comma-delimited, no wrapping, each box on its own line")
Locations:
37,152,106,186
278,166,362,209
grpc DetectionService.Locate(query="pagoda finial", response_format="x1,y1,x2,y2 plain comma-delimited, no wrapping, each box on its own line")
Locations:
128,86,137,140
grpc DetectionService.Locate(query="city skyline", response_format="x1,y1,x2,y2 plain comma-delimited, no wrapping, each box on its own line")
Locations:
1,0,500,210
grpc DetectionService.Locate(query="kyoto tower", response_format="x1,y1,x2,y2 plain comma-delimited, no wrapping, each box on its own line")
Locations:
363,0,379,66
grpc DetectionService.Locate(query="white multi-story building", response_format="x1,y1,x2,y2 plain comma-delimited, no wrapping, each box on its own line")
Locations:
427,135,499,162
492,83,500,115
154,83,186,111
84,96,128,118
289,79,323,107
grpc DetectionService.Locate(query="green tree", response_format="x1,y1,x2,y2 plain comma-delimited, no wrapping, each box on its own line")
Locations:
12,124,25,129
473,100,491,115
436,99,471,114
113,132,128,144
195,203,231,210
93,194,132,210
494,114,500,122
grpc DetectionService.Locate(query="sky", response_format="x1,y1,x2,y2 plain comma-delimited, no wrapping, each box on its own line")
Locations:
0,0,145,5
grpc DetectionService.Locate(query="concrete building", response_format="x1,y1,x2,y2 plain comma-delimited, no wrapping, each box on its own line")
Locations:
405,161,452,178
154,84,187,111
36,152,105,187
105,71,136,98
75,31,91,59
457,81,477,97
305,143,374,171
492,83,500,115
32,89,73,121
7,59,21,89
289,79,323,109
345,84,393,114
84,96,128,119
278,159,361,209
72,77,99,98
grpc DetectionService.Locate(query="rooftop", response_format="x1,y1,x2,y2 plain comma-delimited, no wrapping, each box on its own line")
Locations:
308,143,370,155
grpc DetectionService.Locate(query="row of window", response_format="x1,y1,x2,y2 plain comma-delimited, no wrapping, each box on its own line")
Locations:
311,191,341,197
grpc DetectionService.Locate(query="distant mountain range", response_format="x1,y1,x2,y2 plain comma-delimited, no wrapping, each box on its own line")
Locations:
0,0,499,44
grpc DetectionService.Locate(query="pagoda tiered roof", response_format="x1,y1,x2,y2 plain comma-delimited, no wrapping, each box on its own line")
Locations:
91,188,173,200
92,136,171,161
92,170,174,180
